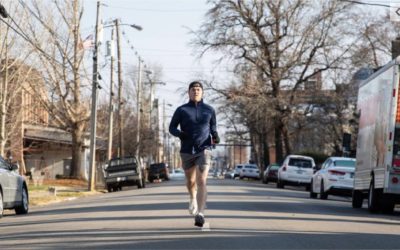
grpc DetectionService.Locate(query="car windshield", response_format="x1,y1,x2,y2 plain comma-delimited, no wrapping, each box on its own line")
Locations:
334,160,355,168
150,164,166,170
109,157,137,167
288,158,312,168
245,165,257,169
236,166,243,169
270,165,280,170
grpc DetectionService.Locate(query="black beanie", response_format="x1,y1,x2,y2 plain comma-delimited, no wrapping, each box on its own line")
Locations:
188,81,203,90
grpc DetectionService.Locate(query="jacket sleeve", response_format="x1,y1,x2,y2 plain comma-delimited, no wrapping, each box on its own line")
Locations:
169,108,182,137
210,107,218,137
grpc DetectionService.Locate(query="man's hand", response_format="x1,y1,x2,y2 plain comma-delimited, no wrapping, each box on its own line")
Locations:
212,134,220,144
179,132,187,140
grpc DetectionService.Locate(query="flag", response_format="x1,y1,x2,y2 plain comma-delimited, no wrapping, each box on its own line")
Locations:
79,34,94,50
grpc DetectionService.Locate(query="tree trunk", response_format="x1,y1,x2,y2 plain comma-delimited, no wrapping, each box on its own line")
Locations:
262,131,270,168
252,132,260,167
70,123,84,178
282,124,291,156
274,119,284,164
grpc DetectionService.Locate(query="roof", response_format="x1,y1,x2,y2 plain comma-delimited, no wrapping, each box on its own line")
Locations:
327,157,356,161
23,124,107,149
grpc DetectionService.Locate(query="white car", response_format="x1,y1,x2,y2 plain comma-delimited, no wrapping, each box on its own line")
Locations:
310,157,356,200
277,155,316,190
0,156,29,218
233,164,244,179
239,164,260,180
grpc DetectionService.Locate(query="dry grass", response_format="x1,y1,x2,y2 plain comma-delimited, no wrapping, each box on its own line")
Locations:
28,179,102,206
42,178,88,187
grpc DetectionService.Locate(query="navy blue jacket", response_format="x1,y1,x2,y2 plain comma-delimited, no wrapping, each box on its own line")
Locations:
169,99,217,154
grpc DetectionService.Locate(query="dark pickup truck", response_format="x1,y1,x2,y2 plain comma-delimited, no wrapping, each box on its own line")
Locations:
148,162,170,183
104,156,146,192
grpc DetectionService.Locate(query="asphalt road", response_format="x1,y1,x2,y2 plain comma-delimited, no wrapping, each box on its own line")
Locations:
1,177,400,249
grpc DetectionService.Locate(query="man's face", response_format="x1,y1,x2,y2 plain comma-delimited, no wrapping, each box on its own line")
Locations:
189,86,203,102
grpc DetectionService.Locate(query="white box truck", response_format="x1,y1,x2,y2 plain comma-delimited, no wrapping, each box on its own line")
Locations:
353,58,400,213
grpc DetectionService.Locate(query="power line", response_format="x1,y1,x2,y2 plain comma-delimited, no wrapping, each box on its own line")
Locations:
0,15,65,67
107,5,207,13
338,0,391,8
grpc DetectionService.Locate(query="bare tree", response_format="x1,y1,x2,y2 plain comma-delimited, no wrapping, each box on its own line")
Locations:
0,1,40,173
193,0,360,162
20,0,90,178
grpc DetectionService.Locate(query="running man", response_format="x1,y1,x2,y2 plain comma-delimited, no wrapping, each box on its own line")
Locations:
169,81,220,227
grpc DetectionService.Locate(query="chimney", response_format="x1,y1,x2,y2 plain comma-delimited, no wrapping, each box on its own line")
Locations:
392,37,400,59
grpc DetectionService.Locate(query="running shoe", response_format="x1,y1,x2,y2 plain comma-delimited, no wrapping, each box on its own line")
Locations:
194,213,205,227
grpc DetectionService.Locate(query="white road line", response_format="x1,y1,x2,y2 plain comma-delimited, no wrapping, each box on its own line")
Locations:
201,222,211,231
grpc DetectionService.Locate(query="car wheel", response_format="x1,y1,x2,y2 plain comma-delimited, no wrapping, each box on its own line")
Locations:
15,186,29,215
352,190,363,208
107,184,113,192
368,179,381,213
149,178,154,183
381,200,395,214
0,190,3,219
310,180,317,199
320,180,328,200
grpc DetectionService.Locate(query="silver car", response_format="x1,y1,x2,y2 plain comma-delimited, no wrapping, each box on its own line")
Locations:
0,156,29,218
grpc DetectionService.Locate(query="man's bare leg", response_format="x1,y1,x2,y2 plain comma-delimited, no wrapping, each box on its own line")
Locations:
185,166,197,214
196,165,210,214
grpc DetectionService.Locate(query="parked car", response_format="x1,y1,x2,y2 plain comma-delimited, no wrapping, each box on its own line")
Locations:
0,157,29,218
169,168,185,180
104,156,146,192
233,164,244,179
224,170,235,179
148,163,170,182
262,163,280,184
239,164,260,180
310,157,356,199
277,155,316,190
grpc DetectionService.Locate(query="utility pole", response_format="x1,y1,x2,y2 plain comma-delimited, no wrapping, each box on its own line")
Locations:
88,1,101,191
0,0,9,157
163,100,166,163
116,19,124,157
135,59,142,159
0,30,8,157
107,26,115,161
155,99,160,162
146,71,154,163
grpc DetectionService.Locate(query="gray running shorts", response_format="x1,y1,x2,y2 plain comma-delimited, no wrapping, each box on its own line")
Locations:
180,149,211,172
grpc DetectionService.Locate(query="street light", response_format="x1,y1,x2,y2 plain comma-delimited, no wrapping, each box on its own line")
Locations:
0,3,8,18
